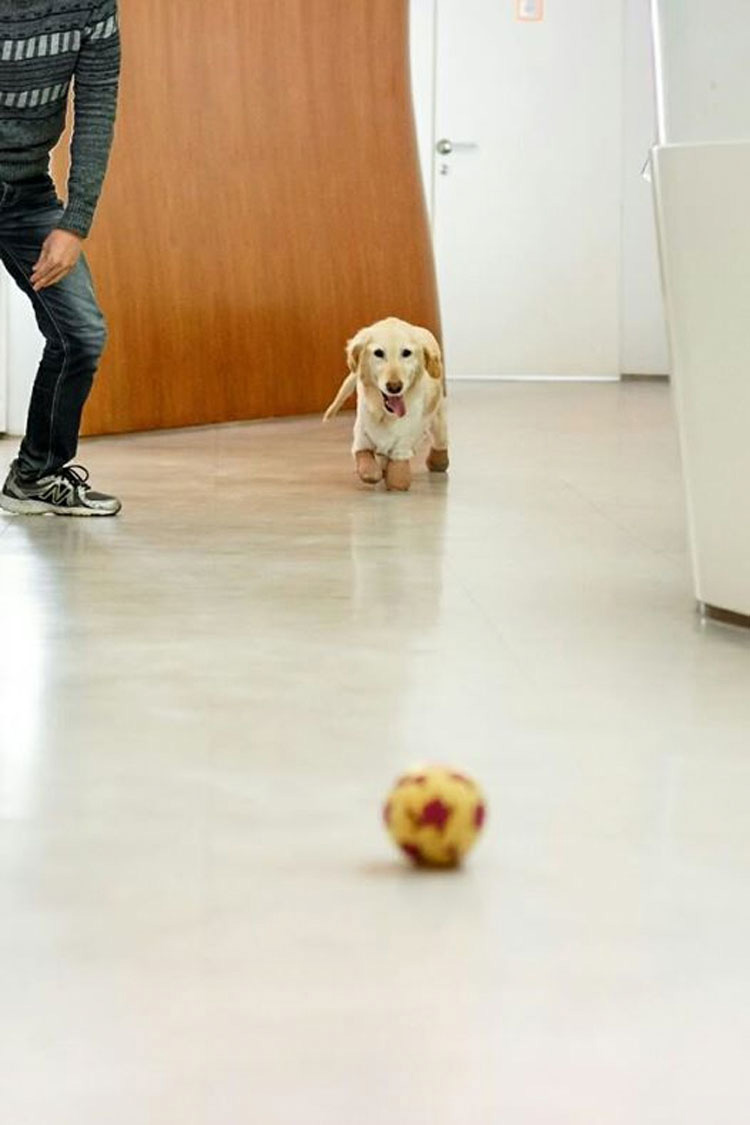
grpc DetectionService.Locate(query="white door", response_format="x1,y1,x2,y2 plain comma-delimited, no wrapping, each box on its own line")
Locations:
432,0,624,378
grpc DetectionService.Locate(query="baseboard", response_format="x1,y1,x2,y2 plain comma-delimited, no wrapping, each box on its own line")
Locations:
446,373,671,384
446,374,620,383
700,602,750,630
620,372,670,382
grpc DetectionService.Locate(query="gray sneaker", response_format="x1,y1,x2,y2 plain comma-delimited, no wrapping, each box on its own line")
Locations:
0,461,122,517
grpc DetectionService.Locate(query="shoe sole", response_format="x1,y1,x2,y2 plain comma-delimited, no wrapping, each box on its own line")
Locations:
0,494,121,517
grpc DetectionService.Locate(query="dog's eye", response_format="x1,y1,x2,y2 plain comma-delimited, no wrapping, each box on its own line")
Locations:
401,349,413,358
373,348,385,359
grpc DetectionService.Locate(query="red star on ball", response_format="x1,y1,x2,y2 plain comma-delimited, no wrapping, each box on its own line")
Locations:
419,798,452,832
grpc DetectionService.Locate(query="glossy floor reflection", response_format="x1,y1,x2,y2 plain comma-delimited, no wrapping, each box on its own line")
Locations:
1,382,749,1124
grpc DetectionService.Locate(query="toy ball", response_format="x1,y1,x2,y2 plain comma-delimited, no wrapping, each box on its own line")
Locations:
383,765,487,868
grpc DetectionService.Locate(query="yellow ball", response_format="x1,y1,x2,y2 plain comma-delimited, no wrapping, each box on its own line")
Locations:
383,766,487,868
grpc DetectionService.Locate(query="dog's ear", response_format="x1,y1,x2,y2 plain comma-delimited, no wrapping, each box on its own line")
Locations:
423,343,444,384
347,331,370,374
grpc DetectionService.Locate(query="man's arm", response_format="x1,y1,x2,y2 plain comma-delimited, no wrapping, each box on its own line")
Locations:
60,0,121,239
31,1,120,291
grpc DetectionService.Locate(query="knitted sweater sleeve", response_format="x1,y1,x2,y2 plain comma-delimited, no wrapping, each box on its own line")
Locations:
59,0,121,237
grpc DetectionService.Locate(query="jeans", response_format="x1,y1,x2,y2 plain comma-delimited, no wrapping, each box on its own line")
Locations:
0,173,107,479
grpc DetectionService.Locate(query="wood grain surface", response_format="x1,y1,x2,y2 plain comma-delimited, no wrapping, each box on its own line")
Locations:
61,0,440,435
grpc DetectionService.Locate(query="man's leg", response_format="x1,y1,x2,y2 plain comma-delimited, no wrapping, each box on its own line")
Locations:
0,180,107,480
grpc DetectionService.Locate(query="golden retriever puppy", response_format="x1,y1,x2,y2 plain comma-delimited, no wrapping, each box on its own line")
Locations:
324,317,449,491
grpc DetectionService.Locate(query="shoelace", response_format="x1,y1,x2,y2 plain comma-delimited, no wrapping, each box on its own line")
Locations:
59,464,91,491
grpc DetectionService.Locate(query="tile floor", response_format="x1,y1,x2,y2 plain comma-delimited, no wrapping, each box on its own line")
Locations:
1,381,749,1123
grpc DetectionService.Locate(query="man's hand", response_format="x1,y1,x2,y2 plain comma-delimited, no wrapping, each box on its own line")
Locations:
30,230,84,292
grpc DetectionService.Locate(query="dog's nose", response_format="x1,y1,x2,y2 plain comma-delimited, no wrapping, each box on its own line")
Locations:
386,380,403,394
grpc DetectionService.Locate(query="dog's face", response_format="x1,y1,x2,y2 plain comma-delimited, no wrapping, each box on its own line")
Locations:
347,318,443,419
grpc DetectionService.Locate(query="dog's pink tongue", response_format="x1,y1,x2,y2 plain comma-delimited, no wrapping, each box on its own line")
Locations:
386,395,406,418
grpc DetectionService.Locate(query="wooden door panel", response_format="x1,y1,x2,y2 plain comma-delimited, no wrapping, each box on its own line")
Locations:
70,0,439,434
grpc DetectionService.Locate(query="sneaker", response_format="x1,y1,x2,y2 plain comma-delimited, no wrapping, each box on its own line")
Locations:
0,461,122,517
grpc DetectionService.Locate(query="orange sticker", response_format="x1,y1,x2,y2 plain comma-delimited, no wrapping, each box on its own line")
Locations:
517,0,544,21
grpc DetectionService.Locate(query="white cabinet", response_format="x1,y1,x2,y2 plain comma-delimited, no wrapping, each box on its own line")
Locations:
652,0,750,617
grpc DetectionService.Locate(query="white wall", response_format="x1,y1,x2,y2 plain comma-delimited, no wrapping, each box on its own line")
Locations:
652,0,750,144
620,0,670,374
0,271,7,431
0,275,42,436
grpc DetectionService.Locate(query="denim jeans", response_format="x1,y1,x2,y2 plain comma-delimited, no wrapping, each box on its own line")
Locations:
0,173,107,479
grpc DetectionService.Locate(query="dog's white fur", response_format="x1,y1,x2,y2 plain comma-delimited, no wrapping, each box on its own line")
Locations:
324,317,448,474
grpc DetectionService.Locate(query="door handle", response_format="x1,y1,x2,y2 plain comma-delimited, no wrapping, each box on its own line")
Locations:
436,138,479,156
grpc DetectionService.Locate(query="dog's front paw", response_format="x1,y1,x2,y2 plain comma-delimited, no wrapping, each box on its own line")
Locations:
385,459,412,492
355,450,383,485
427,448,449,473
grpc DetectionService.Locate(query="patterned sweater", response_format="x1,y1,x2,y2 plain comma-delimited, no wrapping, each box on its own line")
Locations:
0,0,120,237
